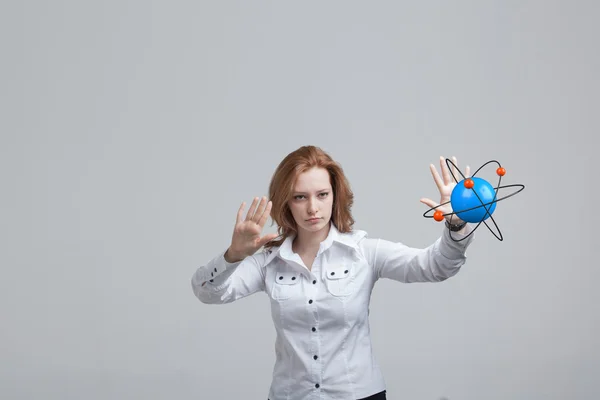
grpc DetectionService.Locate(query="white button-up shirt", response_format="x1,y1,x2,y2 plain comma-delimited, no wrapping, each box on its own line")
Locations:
191,223,474,400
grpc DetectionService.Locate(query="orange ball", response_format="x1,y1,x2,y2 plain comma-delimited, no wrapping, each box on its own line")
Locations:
497,167,506,176
464,178,475,189
433,210,444,221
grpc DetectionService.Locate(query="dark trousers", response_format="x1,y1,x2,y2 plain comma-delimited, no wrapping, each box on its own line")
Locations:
269,389,386,400
358,390,386,400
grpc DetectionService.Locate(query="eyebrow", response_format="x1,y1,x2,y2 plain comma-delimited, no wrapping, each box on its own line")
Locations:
292,188,331,194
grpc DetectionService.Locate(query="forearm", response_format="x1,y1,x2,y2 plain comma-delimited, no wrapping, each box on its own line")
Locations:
370,224,475,283
191,250,265,304
191,249,244,304
410,223,475,281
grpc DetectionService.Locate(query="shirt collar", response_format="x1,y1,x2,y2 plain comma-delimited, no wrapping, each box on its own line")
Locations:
263,222,363,267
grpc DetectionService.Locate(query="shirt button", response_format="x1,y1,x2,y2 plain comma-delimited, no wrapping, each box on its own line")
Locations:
312,327,316,332
315,384,320,389
312,280,317,284
313,355,318,360
308,299,313,304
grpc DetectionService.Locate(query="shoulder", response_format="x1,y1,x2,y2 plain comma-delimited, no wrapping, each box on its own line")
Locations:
341,228,382,261
253,245,281,267
337,228,376,251
346,228,368,244
261,246,278,256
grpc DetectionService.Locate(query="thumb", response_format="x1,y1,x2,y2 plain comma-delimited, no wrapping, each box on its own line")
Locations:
258,233,279,248
420,198,437,208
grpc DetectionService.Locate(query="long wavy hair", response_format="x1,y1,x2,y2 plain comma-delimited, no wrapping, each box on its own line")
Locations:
264,145,355,249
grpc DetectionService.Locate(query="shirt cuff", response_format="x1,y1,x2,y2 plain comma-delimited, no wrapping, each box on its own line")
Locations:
197,249,243,287
438,223,475,260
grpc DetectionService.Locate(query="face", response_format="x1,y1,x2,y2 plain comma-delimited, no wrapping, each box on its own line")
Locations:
288,167,334,235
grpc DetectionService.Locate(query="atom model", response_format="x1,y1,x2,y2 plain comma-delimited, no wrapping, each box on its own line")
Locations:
423,159,525,241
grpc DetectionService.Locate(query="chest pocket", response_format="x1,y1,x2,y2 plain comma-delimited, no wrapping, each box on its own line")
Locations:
271,269,302,301
324,263,355,297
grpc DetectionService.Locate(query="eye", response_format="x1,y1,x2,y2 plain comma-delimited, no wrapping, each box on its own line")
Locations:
319,192,329,198
293,195,305,200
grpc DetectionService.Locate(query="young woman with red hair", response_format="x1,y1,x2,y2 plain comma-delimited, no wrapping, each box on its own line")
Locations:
192,145,474,400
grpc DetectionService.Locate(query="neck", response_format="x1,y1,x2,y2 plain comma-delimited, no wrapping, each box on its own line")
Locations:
293,222,331,254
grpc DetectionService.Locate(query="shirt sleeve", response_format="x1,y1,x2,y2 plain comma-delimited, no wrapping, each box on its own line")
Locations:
359,224,475,283
191,249,266,304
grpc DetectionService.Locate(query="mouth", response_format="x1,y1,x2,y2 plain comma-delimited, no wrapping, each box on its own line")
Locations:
306,217,321,222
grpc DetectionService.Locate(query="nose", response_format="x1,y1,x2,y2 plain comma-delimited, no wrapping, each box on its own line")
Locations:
307,197,318,215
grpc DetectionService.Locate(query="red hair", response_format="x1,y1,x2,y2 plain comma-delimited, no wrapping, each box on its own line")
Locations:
265,145,355,249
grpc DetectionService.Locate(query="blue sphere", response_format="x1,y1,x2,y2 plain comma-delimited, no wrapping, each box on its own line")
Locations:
450,177,497,223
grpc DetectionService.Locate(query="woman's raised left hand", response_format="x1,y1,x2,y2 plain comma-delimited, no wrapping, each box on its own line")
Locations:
420,156,471,224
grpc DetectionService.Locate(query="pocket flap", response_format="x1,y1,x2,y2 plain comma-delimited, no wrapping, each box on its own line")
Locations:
275,270,299,285
325,265,351,280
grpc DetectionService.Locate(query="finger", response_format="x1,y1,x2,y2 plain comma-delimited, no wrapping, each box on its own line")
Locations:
451,156,460,181
257,200,273,227
440,156,451,185
252,196,268,223
245,197,260,221
236,201,246,224
420,198,439,209
429,163,444,192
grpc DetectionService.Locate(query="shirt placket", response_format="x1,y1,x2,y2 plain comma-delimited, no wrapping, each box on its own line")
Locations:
308,251,323,394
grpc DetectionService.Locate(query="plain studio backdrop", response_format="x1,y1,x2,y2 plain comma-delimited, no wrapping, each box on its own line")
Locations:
1,1,597,399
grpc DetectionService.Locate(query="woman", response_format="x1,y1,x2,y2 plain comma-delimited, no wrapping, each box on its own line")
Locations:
191,145,474,400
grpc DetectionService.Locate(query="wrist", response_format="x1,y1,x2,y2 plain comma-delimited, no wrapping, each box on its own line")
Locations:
224,248,245,263
445,219,467,232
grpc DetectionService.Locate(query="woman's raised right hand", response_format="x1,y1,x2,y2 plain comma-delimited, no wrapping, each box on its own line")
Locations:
225,196,279,262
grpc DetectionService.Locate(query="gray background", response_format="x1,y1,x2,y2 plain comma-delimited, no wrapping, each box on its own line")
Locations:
1,1,597,399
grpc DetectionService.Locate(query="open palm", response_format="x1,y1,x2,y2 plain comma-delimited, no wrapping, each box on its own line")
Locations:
420,156,471,224
228,196,278,260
